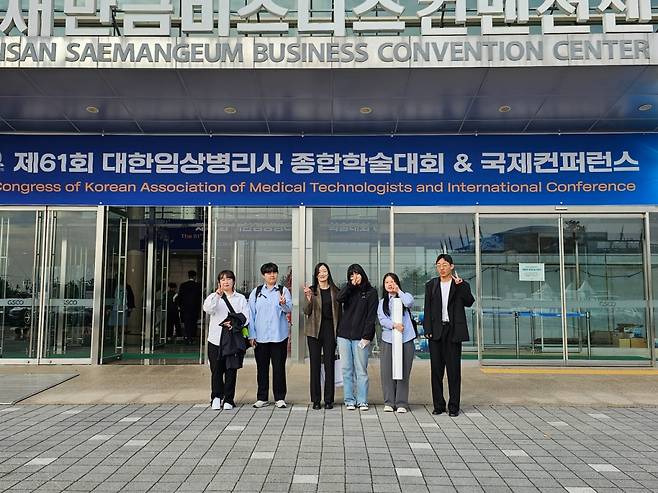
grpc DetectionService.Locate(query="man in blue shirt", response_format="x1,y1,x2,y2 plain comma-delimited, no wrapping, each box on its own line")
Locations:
249,263,293,408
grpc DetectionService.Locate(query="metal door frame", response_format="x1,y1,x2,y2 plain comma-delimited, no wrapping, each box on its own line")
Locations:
199,206,210,364
99,207,129,363
141,223,156,360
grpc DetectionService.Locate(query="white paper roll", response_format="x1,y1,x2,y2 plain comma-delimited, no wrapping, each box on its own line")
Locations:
391,298,403,380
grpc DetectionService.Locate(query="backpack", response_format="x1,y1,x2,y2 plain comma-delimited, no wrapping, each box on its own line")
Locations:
255,284,283,299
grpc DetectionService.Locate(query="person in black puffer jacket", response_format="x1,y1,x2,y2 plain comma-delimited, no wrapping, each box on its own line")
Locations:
336,264,378,411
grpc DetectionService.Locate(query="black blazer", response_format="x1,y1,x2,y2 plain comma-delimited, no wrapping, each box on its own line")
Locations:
423,277,475,343
178,279,202,318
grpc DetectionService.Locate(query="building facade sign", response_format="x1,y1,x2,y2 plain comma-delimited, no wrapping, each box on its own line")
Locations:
1,1,656,68
0,34,654,68
0,0,654,38
0,134,654,207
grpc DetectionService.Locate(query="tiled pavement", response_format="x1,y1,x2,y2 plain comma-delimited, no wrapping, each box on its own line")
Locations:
1,404,658,493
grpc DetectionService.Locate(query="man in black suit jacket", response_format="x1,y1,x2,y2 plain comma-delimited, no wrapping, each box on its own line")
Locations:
178,270,202,345
424,254,475,417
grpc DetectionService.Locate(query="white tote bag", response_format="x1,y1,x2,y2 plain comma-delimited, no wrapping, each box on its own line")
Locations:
334,356,343,387
320,355,344,388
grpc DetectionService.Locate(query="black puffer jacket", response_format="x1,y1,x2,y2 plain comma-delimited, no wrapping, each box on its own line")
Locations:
336,265,378,341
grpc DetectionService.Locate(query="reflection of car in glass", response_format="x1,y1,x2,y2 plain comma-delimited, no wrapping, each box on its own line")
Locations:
5,306,31,325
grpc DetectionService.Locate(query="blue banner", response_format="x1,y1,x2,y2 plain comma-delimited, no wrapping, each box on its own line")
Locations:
0,134,655,206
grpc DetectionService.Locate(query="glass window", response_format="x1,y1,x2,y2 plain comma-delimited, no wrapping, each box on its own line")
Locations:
308,207,389,294
394,213,476,357
307,207,390,353
0,210,41,359
211,207,293,296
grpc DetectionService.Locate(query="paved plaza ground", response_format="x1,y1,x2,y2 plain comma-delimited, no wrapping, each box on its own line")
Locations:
2,361,658,492
1,402,658,493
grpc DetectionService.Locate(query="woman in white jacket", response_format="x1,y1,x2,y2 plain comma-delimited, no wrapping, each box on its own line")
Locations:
204,270,249,411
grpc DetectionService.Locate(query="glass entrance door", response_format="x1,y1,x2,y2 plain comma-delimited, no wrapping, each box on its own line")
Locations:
563,215,650,363
479,215,564,362
142,227,170,359
42,209,98,361
112,207,207,365
101,209,129,362
0,209,43,360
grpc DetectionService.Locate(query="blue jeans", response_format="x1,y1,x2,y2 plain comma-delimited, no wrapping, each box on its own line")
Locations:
337,337,370,406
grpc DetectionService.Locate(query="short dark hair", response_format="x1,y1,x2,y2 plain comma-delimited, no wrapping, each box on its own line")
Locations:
260,262,279,275
188,270,197,278
436,253,454,265
168,282,177,289
218,270,236,284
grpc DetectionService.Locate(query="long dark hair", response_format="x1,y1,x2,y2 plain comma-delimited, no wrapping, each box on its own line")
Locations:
346,264,372,291
381,272,401,318
310,262,337,294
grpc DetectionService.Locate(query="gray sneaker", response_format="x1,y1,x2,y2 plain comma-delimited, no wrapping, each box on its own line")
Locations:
252,400,270,408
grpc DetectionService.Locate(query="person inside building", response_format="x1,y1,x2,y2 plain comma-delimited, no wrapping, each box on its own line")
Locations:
166,282,180,342
336,263,378,411
249,262,292,409
424,254,474,417
177,270,202,345
204,270,249,411
303,262,341,410
377,272,416,414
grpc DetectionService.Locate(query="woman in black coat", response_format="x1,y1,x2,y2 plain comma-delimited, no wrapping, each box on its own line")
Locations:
335,264,378,411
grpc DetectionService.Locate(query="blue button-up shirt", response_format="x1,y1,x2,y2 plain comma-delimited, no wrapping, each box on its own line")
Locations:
377,290,416,344
248,284,292,343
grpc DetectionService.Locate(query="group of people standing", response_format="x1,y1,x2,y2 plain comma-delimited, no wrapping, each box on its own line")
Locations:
204,254,474,416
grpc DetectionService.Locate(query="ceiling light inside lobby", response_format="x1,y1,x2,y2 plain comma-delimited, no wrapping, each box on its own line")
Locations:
360,106,373,115
85,105,99,114
638,103,653,112
224,106,237,114
498,105,512,113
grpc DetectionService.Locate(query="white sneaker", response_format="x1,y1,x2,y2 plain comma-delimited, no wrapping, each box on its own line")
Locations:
359,404,369,411
223,402,234,410
345,404,356,410
275,400,287,409
211,398,222,410
396,407,407,414
252,400,270,408
383,405,394,412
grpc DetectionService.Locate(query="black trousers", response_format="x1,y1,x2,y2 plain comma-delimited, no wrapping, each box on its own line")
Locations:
307,325,336,405
182,315,197,341
429,335,462,413
166,311,180,338
254,339,288,402
208,342,237,405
